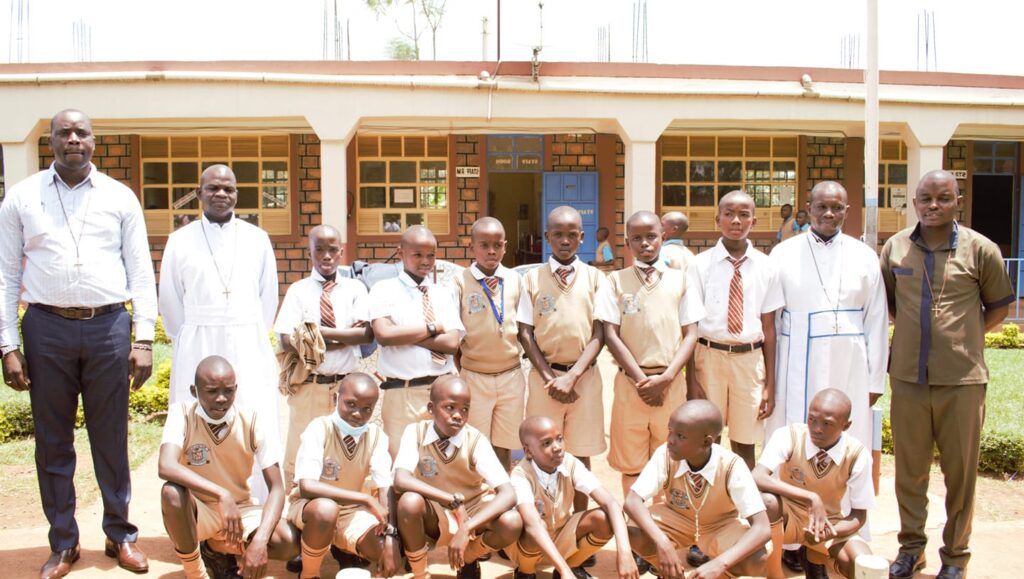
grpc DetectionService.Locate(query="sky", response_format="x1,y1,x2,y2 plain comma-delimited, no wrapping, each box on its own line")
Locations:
2,0,1021,76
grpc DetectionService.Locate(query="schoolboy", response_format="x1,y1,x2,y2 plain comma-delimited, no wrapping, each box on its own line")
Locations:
453,217,525,470
753,389,874,579
158,356,297,579
508,415,638,579
393,376,523,579
597,210,704,496
590,227,616,272
518,206,608,503
625,400,771,579
369,225,465,455
659,211,695,272
687,190,783,469
289,373,400,578
274,224,372,486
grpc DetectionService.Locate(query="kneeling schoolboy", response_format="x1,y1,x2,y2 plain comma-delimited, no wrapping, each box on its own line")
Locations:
159,355,298,579
753,388,873,579
393,376,522,579
289,373,401,578
508,415,638,579
624,400,771,579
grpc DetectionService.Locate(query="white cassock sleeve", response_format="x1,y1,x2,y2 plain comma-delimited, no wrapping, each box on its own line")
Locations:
157,236,186,340
862,256,889,395
257,234,279,329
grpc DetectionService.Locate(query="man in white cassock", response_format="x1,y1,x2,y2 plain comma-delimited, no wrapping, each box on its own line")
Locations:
767,181,888,451
159,164,279,497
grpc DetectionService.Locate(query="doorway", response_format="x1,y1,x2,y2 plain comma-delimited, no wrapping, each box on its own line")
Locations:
971,141,1018,257
488,172,542,267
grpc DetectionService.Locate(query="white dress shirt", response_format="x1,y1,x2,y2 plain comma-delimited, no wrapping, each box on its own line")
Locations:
293,419,393,488
594,260,706,326
510,455,601,506
368,271,464,380
758,426,875,511
392,422,510,489
274,269,369,375
160,403,281,470
687,239,784,344
631,443,766,519
517,257,608,325
0,164,157,346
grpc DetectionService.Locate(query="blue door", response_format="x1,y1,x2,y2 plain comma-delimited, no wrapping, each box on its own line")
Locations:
542,172,599,263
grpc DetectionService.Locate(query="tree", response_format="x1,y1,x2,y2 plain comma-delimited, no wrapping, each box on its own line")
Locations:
366,0,422,60
418,0,447,61
387,37,418,60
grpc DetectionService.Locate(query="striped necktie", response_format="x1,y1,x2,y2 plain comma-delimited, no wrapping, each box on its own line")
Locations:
484,276,500,297
687,471,706,495
637,265,660,287
343,434,357,455
726,256,748,335
813,449,832,477
555,266,574,289
320,279,337,329
209,421,228,440
435,437,451,457
417,286,446,365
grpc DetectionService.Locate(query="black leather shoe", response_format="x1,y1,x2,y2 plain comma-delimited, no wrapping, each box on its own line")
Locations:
781,547,805,573
200,541,242,579
804,560,830,579
285,555,302,573
935,565,965,579
582,554,597,568
330,546,371,568
457,560,482,579
553,567,592,579
889,552,926,579
634,553,653,576
513,569,537,579
686,545,710,567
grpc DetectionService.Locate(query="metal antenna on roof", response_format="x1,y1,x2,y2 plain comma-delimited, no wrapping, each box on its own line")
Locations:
917,9,937,71
531,1,543,81
9,0,30,63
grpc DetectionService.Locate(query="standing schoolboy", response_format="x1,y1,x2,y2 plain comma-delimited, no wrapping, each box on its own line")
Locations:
453,217,525,470
518,206,608,503
590,227,616,272
687,190,783,469
274,224,372,486
754,389,874,579
509,415,638,579
393,376,522,579
659,211,695,272
597,210,704,496
159,356,298,579
369,225,464,456
625,400,771,579
289,373,400,578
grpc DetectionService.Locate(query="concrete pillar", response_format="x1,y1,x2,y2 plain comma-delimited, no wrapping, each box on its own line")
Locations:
905,144,946,228
903,117,958,228
319,139,348,237
2,137,41,189
616,113,672,220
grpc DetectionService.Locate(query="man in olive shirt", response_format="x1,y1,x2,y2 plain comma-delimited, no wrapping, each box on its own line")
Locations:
880,170,1014,579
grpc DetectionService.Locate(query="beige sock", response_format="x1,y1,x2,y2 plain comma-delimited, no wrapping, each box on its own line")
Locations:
300,539,331,579
406,545,431,579
514,540,543,574
176,546,209,579
566,533,609,567
766,518,785,579
464,534,496,564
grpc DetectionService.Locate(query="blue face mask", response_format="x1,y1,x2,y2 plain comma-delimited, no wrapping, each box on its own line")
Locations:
332,413,369,438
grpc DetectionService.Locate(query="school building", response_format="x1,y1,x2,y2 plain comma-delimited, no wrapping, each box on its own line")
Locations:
2,60,1024,295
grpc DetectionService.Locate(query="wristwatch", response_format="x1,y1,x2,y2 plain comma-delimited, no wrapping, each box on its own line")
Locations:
426,322,438,337
383,524,400,538
0,345,18,357
447,492,465,511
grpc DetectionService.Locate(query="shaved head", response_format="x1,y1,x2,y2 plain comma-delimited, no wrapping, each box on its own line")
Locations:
470,217,505,242
429,375,470,404
671,400,723,438
201,163,235,185
400,224,437,248
809,388,853,422
547,206,582,229
809,180,848,204
194,355,235,386
339,372,379,398
50,108,90,133
917,169,960,196
661,211,689,239
626,210,661,232
519,415,557,446
310,224,342,245
719,190,755,211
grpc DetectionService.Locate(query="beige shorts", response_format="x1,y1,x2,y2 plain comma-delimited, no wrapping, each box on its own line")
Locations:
462,366,526,450
648,503,767,560
195,500,265,553
608,370,686,474
285,379,342,485
505,511,586,566
288,499,380,555
426,492,495,547
781,497,863,559
526,365,606,457
693,343,766,445
381,384,432,456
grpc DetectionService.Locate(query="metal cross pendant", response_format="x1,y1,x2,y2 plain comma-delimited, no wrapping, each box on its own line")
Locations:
932,304,942,317
223,289,231,299
74,261,83,268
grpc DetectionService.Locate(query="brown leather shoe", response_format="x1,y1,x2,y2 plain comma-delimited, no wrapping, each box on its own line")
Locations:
39,544,80,579
104,538,150,574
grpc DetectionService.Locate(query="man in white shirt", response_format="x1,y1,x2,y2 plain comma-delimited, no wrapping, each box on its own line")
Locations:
0,109,156,578
159,164,280,497
274,224,372,485
369,225,464,456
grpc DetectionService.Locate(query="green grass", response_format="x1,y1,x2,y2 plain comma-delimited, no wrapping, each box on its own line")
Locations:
877,348,1024,437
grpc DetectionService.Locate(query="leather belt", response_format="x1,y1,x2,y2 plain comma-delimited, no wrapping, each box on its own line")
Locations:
380,375,438,390
305,373,348,385
550,362,595,373
698,337,763,354
31,303,125,321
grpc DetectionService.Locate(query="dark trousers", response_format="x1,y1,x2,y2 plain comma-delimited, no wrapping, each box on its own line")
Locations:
23,305,138,551
891,377,986,568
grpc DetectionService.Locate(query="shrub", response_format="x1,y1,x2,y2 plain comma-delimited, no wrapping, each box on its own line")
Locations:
154,316,171,345
0,399,85,443
985,324,1024,349
883,416,1024,475
129,360,170,417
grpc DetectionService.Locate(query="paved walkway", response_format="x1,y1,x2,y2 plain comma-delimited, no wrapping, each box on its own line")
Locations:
0,352,1020,578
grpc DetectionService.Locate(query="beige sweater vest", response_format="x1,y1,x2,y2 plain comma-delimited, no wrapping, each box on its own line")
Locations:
179,402,257,506
455,268,523,374
523,263,602,365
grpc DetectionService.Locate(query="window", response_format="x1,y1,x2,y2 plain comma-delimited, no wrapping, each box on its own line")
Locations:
356,135,450,235
878,140,908,209
660,135,798,232
487,135,543,172
140,135,291,236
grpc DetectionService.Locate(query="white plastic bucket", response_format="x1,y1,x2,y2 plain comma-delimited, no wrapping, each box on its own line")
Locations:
854,554,889,579
336,568,372,579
